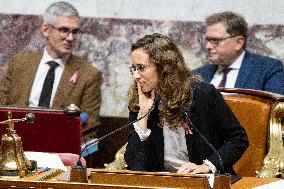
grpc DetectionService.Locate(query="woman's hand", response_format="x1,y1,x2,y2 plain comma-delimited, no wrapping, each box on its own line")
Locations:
177,162,210,174
137,82,155,116
136,82,155,133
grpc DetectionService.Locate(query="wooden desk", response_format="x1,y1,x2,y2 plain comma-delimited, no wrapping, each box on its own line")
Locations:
0,170,282,189
0,179,167,189
0,169,230,189
91,169,230,189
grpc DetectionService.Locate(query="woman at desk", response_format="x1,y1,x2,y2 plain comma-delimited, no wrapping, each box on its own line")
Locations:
125,33,249,176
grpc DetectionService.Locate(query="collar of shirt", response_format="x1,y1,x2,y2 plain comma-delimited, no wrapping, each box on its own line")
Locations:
211,51,245,88
217,51,245,73
40,48,69,67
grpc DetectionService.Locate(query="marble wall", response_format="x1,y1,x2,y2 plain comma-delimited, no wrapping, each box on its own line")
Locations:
0,14,283,117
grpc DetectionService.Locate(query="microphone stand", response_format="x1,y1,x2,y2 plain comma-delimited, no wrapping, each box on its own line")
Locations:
70,96,160,183
180,105,225,174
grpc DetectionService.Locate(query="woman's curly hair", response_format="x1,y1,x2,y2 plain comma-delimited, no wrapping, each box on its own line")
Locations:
128,33,198,130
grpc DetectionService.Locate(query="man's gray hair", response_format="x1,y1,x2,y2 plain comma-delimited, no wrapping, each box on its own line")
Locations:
43,1,79,24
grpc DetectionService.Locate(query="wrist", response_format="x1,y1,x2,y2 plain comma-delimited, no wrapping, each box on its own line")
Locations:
203,160,216,173
201,163,211,173
133,122,151,141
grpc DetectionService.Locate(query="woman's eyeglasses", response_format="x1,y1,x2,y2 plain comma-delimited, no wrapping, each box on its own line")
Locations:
129,64,151,75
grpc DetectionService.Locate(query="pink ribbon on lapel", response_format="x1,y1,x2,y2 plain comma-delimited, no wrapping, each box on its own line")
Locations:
183,122,193,135
69,70,78,84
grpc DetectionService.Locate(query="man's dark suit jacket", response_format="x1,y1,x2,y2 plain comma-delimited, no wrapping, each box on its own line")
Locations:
125,82,249,175
0,52,102,127
193,51,284,95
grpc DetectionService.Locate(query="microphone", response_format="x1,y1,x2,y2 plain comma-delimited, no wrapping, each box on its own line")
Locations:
76,95,161,167
80,112,89,127
180,105,225,174
64,104,81,116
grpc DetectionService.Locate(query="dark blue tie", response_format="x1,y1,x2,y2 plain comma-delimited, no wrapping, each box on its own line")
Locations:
38,61,59,107
218,68,232,88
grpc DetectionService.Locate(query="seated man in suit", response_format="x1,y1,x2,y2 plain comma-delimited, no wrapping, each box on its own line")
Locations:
0,1,102,129
193,11,284,95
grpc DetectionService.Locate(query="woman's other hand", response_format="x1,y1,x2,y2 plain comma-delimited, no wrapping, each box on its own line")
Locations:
177,162,210,174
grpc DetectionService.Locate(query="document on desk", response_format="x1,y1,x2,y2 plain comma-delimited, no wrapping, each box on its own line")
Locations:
253,180,284,188
24,151,67,172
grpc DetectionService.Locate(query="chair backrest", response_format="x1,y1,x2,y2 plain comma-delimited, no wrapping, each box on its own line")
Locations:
0,106,82,154
218,88,284,178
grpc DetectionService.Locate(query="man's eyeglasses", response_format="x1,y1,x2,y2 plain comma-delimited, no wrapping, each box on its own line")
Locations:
129,64,151,75
49,24,80,38
204,35,237,46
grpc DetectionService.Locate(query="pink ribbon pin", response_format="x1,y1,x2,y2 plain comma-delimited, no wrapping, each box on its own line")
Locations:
183,122,193,135
69,70,78,84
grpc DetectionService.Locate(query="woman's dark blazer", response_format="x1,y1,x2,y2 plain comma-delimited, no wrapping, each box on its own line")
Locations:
125,81,249,175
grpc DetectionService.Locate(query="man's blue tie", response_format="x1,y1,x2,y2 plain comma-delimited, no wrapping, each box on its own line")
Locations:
218,68,232,88
38,61,59,107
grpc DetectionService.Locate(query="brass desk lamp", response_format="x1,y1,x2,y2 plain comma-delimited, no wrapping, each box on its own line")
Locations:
0,111,35,176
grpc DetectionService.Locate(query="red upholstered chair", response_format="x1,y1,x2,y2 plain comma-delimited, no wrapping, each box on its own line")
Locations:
218,88,284,178
0,106,83,166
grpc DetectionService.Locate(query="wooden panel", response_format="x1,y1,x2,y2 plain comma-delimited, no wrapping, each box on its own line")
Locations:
91,169,231,189
0,176,280,189
0,179,160,188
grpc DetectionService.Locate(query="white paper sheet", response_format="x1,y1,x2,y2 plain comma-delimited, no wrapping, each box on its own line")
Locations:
24,151,67,172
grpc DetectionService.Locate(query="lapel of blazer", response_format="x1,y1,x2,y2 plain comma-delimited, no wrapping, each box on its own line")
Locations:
185,101,196,156
204,64,218,82
21,53,42,106
235,51,253,88
52,55,80,108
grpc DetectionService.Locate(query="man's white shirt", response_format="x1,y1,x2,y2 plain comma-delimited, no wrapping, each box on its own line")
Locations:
28,48,68,107
210,51,245,88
